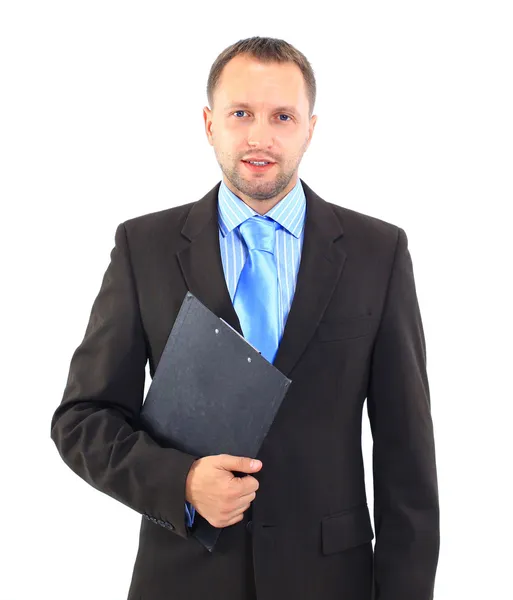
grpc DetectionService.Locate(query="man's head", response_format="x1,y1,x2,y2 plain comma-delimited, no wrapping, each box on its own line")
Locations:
203,37,318,212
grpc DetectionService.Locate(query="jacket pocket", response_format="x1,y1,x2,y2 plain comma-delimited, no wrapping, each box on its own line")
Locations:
321,504,374,555
316,315,378,342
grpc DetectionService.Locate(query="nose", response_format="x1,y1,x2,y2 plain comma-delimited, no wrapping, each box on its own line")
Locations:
247,117,274,148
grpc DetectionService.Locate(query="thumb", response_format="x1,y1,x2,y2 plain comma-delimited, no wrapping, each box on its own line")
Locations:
217,454,262,473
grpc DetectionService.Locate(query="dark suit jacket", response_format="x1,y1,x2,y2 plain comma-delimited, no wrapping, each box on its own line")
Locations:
50,179,440,600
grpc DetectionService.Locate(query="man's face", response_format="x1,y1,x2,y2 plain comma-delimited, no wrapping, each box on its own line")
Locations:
204,54,317,208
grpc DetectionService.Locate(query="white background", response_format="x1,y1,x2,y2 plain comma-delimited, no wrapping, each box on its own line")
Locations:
1,1,511,598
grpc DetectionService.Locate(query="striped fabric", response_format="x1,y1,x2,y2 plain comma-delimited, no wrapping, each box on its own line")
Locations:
218,178,306,334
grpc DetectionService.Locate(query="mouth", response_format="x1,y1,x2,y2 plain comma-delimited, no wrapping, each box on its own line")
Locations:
241,160,276,173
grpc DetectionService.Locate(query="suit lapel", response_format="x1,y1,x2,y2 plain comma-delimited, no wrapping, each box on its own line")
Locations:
273,180,347,376
176,179,346,378
176,181,243,337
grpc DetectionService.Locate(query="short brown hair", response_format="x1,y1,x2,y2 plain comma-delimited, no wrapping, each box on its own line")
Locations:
206,36,316,118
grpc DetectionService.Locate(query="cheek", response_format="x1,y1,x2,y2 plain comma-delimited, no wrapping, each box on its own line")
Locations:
222,119,246,137
216,127,242,147
213,133,238,155
275,130,301,149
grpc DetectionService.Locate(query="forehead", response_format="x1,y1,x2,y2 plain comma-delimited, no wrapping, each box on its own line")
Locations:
215,55,308,112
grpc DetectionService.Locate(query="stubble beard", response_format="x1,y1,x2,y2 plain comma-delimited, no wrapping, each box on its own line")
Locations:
214,142,308,202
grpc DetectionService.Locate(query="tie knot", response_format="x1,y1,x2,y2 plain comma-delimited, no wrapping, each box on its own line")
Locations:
239,216,279,252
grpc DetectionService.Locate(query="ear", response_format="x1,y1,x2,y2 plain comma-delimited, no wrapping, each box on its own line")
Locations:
305,114,318,150
203,106,214,146
309,114,318,138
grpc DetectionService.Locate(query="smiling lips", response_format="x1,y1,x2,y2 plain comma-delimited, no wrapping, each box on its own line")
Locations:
243,157,275,163
241,158,276,172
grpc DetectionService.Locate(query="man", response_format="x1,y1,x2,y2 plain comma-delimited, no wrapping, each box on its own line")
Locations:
50,36,440,600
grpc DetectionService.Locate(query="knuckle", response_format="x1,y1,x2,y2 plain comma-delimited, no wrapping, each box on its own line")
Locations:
217,514,228,526
227,487,239,499
248,482,258,494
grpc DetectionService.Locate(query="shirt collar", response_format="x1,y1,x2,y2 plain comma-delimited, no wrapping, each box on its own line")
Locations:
218,178,306,239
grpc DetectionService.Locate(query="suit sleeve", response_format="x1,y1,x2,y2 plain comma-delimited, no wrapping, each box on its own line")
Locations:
50,222,199,540
366,227,440,599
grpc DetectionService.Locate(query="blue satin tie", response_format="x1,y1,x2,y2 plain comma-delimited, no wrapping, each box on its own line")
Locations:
233,215,281,364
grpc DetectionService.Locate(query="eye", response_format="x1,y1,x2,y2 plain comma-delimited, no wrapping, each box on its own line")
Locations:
278,114,291,122
233,110,248,118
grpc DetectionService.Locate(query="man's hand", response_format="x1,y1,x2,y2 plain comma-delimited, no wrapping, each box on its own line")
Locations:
185,454,262,528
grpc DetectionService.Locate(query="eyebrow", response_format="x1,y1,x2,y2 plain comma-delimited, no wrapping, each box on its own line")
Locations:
224,102,299,116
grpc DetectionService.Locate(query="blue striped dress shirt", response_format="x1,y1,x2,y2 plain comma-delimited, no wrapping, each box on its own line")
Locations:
185,177,306,528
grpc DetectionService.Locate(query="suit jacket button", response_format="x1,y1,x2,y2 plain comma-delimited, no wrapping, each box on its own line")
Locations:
246,520,253,533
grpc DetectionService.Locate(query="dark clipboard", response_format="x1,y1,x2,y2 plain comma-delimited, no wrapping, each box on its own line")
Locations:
139,291,292,551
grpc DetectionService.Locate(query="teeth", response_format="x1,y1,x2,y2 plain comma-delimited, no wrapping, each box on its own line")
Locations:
248,161,269,165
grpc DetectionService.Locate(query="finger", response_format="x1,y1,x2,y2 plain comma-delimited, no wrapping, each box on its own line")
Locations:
238,490,257,503
227,502,251,520
233,473,259,491
225,513,245,528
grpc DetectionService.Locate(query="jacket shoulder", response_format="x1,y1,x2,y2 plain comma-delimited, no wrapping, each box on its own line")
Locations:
327,201,402,241
120,200,196,239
